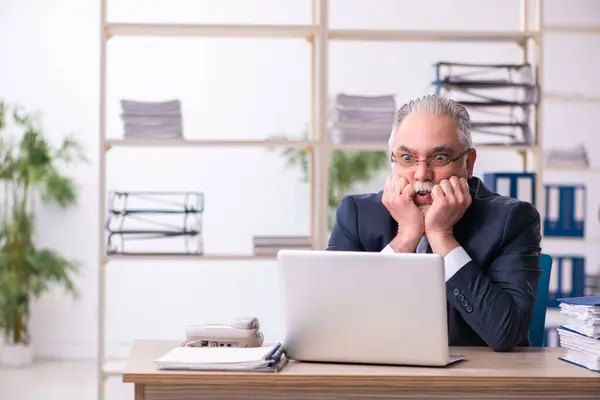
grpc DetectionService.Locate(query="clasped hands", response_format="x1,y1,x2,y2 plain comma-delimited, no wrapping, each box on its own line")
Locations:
382,175,472,256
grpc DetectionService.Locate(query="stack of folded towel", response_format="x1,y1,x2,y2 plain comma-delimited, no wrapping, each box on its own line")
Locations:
120,99,183,139
329,93,396,145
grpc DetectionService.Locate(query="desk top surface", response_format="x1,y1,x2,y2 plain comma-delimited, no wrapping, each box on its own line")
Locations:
123,340,600,389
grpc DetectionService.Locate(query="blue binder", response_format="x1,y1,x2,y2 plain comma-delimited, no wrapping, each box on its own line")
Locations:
482,172,536,205
557,296,600,306
544,184,586,237
548,256,586,308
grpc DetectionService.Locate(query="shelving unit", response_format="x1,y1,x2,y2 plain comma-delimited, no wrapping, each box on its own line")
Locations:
536,13,600,347
96,0,598,399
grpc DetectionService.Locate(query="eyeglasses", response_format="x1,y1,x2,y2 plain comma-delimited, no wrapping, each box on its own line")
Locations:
390,147,472,168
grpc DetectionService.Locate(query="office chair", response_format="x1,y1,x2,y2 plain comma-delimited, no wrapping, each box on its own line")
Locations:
529,253,553,347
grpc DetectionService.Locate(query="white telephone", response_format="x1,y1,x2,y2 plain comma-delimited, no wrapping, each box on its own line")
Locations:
181,316,264,348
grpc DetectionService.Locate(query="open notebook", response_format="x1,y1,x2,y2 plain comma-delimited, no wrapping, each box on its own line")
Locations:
154,342,288,372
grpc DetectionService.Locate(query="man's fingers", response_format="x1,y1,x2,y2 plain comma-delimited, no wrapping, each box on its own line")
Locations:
383,176,394,203
448,176,463,203
460,177,472,206
440,179,454,197
431,185,445,201
384,176,391,193
392,176,407,198
460,177,470,193
401,183,416,201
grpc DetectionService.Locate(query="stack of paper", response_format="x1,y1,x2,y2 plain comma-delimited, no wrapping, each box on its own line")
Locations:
120,99,183,139
544,144,590,169
252,235,312,256
329,93,396,145
557,296,600,373
154,342,288,372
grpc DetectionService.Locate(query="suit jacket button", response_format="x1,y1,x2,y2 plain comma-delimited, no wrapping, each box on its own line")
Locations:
461,299,468,306
457,294,465,301
453,288,460,296
466,305,473,313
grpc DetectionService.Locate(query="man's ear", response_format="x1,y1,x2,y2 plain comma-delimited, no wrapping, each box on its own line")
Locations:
466,148,477,178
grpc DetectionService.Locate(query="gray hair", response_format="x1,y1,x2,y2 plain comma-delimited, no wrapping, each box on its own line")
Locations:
388,94,472,150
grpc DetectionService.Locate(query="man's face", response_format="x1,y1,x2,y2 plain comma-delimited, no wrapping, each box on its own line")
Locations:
390,112,476,207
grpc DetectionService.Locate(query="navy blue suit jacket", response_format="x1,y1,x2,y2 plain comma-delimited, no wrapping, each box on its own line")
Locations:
326,176,542,351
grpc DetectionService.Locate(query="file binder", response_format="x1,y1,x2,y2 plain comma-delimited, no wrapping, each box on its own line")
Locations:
556,296,600,373
544,184,586,237
105,191,204,255
482,172,535,205
548,256,586,308
431,62,537,146
560,296,600,307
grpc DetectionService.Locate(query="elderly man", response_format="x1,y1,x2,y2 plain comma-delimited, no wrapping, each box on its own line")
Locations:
327,94,542,352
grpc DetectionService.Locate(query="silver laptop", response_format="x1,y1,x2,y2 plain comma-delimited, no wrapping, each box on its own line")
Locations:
277,249,464,367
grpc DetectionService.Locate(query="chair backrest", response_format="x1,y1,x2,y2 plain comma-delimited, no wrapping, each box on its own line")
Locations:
529,253,553,347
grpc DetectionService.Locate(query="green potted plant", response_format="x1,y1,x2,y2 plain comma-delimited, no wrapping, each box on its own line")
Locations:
0,101,85,366
273,131,389,229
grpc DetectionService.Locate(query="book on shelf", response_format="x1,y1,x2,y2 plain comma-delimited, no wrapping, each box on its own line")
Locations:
557,296,600,373
154,342,288,372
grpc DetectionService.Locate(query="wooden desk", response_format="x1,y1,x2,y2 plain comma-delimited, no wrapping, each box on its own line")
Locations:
123,340,600,400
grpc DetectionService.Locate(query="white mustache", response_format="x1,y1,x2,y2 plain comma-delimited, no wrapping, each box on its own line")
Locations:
414,181,433,194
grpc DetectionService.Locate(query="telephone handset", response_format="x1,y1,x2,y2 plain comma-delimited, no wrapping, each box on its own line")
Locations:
181,316,264,348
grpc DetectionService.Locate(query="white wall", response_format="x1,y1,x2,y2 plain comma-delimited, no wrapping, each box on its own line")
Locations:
0,0,599,360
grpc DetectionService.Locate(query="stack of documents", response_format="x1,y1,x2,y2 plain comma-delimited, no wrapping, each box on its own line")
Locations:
154,342,288,372
544,144,590,169
120,99,183,139
557,296,600,373
329,93,396,145
252,235,312,256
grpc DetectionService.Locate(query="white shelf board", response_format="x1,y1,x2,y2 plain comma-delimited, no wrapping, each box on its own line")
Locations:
542,236,600,243
105,138,316,149
106,23,319,38
543,24,600,34
104,253,278,262
103,360,126,376
331,143,537,152
544,166,600,173
328,29,537,43
543,92,600,103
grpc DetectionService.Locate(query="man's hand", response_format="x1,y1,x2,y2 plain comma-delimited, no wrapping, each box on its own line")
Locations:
382,176,425,252
424,176,471,256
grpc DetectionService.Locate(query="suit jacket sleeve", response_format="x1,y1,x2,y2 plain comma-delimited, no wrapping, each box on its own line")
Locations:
326,195,365,251
447,201,542,352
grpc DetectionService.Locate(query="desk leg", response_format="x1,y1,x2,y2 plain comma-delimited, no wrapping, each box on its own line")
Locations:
135,383,145,400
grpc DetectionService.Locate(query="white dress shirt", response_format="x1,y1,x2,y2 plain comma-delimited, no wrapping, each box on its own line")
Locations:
381,235,472,282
